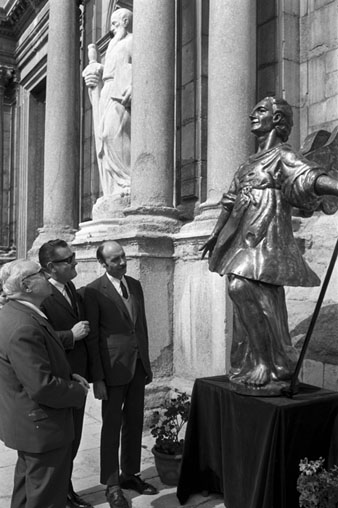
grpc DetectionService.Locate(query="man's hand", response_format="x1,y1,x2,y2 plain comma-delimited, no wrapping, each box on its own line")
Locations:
199,234,218,259
93,380,108,400
71,321,90,341
72,373,90,395
82,63,104,89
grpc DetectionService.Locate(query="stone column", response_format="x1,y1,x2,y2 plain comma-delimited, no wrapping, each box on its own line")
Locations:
174,2,257,383
198,0,256,225
0,66,14,249
35,0,80,246
0,67,13,198
125,0,178,232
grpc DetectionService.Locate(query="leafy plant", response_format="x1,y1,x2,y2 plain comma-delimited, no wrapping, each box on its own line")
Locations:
297,457,338,508
150,390,191,456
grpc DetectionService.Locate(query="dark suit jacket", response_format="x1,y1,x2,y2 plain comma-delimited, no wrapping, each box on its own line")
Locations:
41,281,102,383
84,274,152,386
0,300,85,453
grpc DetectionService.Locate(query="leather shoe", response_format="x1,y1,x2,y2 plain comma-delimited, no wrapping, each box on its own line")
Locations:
105,486,129,508
120,474,158,495
66,490,93,508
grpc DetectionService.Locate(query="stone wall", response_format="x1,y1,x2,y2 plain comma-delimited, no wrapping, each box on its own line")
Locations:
289,0,338,388
300,0,338,136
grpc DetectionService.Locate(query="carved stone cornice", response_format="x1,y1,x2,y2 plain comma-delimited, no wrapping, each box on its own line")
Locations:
0,0,46,38
0,65,15,91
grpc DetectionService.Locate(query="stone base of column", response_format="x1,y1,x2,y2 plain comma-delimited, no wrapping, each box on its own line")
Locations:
178,199,221,238
172,232,231,380
29,226,77,258
92,194,131,221
121,206,181,235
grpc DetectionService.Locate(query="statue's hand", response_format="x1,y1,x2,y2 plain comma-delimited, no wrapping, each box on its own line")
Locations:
82,62,103,88
199,234,218,259
121,85,132,107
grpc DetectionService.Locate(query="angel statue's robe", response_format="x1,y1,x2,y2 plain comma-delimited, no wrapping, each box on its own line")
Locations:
209,143,327,382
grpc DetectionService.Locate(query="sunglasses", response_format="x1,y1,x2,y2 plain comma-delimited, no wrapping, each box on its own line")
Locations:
52,253,76,265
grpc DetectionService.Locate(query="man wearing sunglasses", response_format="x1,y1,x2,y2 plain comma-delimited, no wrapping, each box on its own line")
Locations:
38,239,101,508
0,259,88,508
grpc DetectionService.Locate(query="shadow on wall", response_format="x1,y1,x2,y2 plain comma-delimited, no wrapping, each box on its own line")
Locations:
292,304,338,365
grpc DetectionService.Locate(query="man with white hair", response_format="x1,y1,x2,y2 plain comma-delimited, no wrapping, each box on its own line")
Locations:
0,259,88,508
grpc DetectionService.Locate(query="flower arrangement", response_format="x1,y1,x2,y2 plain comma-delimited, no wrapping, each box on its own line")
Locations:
297,457,338,508
150,390,191,456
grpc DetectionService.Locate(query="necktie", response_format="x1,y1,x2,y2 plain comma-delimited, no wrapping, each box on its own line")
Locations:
64,284,79,316
62,286,72,306
120,280,128,299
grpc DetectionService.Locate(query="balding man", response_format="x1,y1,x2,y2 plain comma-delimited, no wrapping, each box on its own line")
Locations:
0,259,88,508
84,241,157,508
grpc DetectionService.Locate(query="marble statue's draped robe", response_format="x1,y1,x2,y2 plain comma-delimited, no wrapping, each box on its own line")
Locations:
209,144,326,381
98,35,132,196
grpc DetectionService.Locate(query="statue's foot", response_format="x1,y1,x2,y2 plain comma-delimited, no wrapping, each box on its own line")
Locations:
271,366,292,382
243,364,270,387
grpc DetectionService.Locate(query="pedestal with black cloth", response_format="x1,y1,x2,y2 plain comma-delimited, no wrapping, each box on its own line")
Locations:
176,376,338,508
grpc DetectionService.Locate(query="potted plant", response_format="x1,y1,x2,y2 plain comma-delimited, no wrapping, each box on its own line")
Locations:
150,389,191,486
297,457,338,507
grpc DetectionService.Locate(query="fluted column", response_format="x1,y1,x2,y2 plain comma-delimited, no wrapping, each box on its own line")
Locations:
199,0,256,220
0,67,13,194
40,0,80,241
126,0,178,229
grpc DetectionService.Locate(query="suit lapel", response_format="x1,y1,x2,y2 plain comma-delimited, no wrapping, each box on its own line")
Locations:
101,274,133,323
125,276,139,323
50,283,78,318
11,301,65,352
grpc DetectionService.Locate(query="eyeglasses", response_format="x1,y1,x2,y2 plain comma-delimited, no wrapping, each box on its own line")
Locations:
22,268,49,282
51,253,76,265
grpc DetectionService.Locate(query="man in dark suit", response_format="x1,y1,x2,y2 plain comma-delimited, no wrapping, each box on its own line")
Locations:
39,239,101,508
0,259,88,508
84,240,157,508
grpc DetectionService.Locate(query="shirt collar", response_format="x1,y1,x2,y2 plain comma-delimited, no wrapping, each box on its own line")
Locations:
106,273,127,290
49,278,65,292
16,300,48,320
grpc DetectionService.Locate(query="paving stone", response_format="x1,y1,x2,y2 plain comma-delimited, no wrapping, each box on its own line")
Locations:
0,391,225,508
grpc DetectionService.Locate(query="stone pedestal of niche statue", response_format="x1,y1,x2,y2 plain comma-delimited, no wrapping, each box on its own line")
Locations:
82,8,133,223
200,97,338,396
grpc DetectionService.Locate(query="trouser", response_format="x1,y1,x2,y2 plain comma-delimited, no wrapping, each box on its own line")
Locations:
10,444,72,508
69,403,86,492
100,360,146,486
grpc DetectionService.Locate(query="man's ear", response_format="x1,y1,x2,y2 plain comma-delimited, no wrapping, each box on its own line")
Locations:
122,15,130,28
21,279,32,293
46,261,54,274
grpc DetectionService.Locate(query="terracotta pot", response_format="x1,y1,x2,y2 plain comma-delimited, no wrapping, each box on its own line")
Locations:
152,446,182,486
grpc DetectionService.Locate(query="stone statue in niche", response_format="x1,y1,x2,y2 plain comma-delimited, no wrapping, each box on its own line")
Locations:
200,97,338,394
83,8,132,198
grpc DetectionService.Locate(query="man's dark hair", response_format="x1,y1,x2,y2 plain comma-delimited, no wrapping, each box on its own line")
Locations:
266,97,294,142
38,239,68,269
